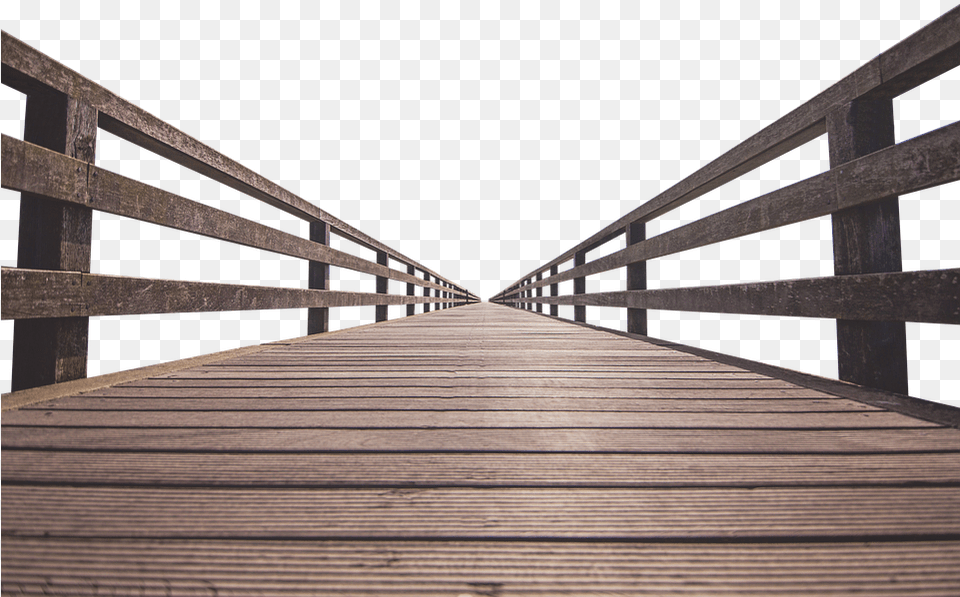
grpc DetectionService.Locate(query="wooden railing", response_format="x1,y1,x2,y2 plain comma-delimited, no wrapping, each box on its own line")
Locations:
493,6,960,397
0,31,478,392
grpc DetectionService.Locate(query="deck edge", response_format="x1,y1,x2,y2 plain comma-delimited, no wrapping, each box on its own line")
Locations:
0,309,456,412
501,304,960,428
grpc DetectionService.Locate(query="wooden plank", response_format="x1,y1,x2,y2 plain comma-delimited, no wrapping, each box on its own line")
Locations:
11,89,97,391
828,97,907,394
4,486,959,539
74,385,859,399
4,427,958,453
0,135,453,295
529,269,960,324
4,538,959,595
26,397,879,413
0,32,468,292
1,409,931,429
307,220,330,334
5,451,957,488
505,120,960,295
0,268,460,319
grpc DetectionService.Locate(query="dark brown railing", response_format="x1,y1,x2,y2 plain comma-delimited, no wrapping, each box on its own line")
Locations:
0,31,479,392
493,6,960,397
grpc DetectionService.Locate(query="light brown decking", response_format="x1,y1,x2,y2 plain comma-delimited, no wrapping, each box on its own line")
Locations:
3,302,959,595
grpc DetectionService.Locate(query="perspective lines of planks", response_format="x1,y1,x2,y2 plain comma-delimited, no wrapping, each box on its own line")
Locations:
3,302,960,595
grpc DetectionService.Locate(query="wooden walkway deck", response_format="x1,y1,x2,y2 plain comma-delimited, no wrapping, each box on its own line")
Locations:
3,302,960,595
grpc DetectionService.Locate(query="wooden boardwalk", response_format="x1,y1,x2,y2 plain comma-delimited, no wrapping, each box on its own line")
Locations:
2,302,959,594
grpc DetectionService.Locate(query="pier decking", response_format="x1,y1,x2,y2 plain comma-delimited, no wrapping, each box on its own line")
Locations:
4,303,959,594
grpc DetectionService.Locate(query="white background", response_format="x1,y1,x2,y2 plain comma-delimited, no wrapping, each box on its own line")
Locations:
1,1,957,405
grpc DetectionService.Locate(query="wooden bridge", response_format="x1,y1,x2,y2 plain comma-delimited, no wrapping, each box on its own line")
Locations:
3,8,960,595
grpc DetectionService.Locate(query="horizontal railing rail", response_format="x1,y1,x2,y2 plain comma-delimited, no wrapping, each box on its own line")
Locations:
1,31,478,391
493,5,960,398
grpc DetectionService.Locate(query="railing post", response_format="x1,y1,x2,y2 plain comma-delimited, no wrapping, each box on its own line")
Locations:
536,272,543,313
626,220,647,335
12,89,97,391
406,265,416,316
307,221,330,334
375,251,388,322
574,250,586,322
550,265,559,316
423,271,431,312
827,98,907,395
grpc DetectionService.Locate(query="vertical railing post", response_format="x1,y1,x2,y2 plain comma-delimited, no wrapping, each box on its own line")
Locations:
626,220,647,335
550,265,559,316
536,272,543,313
423,271,431,312
574,250,586,322
434,277,440,310
827,98,907,394
12,89,97,391
375,251,388,322
307,221,331,334
406,265,416,316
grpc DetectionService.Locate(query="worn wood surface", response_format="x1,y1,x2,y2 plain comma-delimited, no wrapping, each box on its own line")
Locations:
1,268,462,319
11,88,97,391
496,5,960,293
500,119,960,298
0,135,455,296
3,303,959,594
0,31,475,297
528,268,960,324
828,97,908,394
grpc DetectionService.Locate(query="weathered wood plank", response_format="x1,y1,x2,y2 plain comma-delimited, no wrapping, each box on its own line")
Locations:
4,486,959,539
4,538,959,596
4,427,958,453
505,120,960,295
529,269,960,324
0,135,453,294
5,451,957,488
0,31,470,293
1,409,930,429
11,89,97,390
26,397,878,413
0,268,461,319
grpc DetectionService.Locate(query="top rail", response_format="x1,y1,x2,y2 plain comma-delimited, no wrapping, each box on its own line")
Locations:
1,32,478,391
0,31,463,287
494,5,960,296
492,6,960,400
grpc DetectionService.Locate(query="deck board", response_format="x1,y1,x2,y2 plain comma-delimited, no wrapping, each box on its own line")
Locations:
3,302,959,594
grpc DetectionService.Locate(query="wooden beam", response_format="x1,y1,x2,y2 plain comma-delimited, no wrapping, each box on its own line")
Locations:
574,252,586,322
406,265,416,317
527,269,959,325
519,120,960,294
1,268,440,319
626,220,647,335
828,98,907,394
0,31,467,292
0,136,451,295
307,221,330,335
11,88,97,391
376,252,389,322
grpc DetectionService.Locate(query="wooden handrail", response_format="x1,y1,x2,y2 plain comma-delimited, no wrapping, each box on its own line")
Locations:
1,32,478,391
494,6,960,397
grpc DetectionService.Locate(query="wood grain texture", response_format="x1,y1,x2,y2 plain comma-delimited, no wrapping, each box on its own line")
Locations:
0,31,475,296
527,269,960,324
0,268,462,319
2,303,959,593
0,135,453,295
